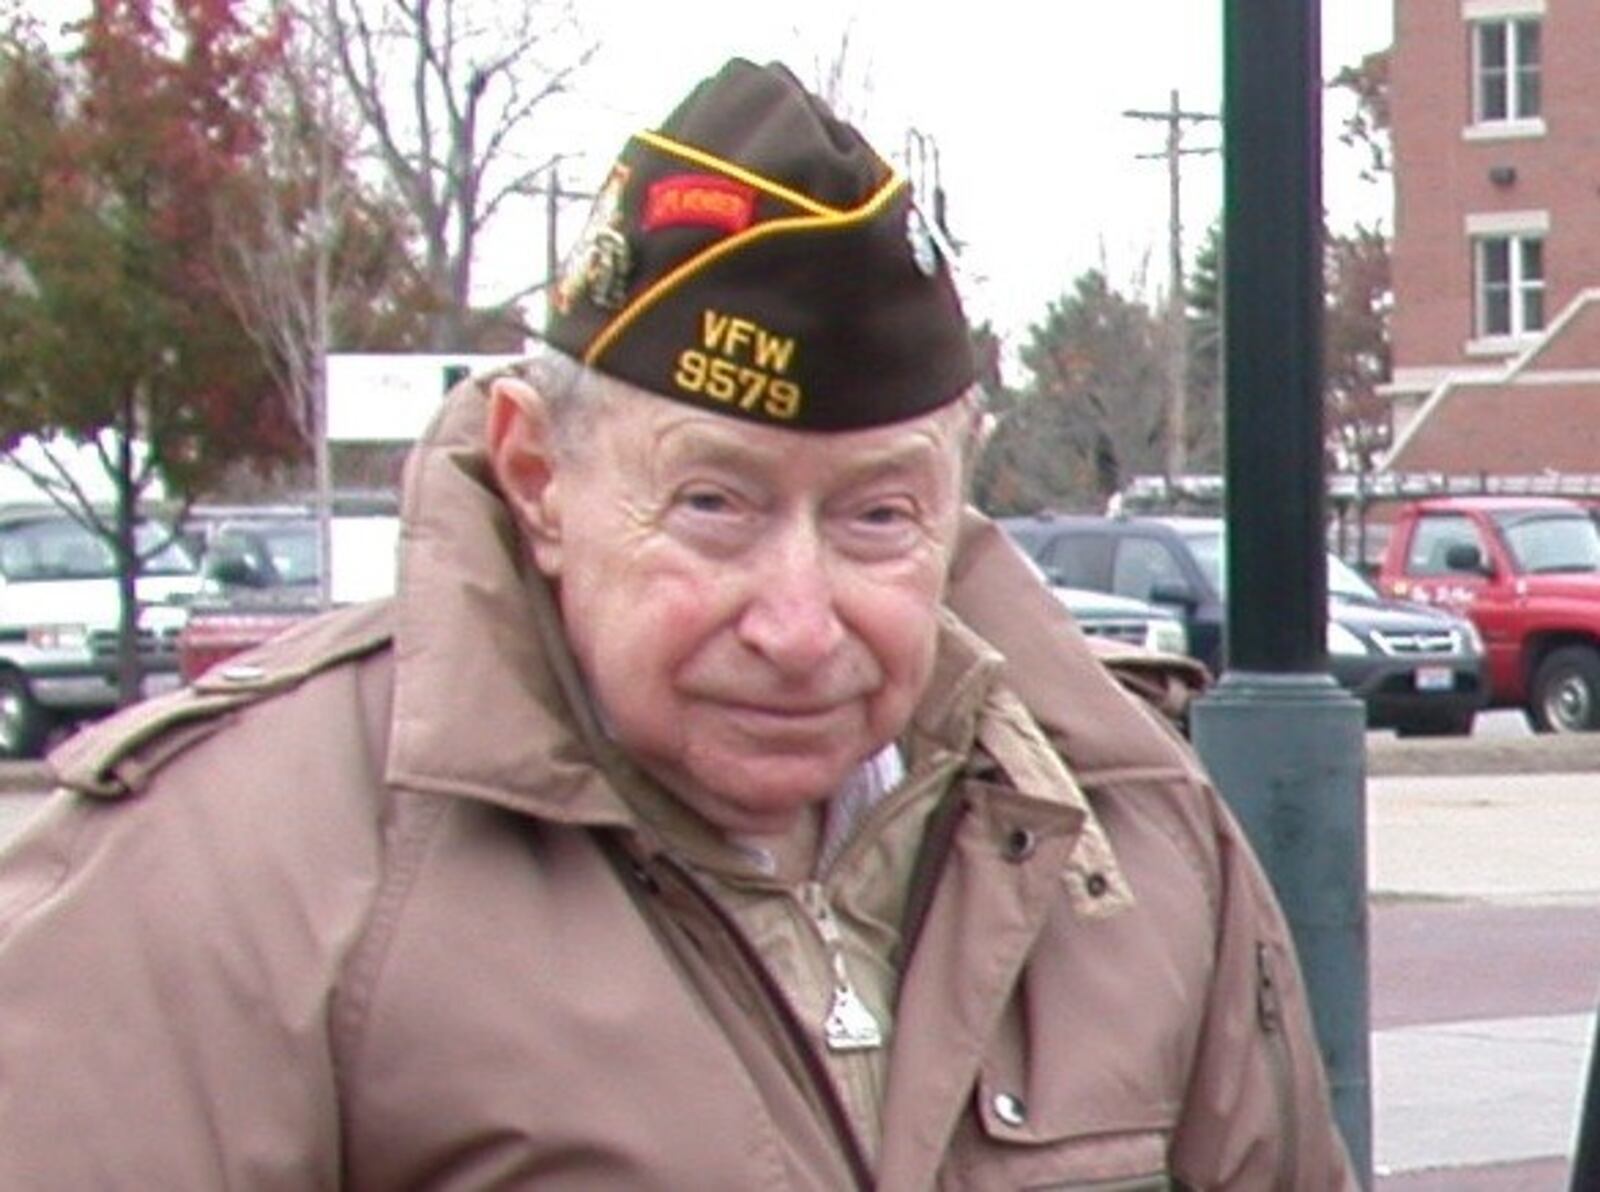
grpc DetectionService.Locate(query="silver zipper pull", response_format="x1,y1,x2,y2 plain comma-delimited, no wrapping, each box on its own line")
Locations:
802,882,884,1052
824,983,884,1052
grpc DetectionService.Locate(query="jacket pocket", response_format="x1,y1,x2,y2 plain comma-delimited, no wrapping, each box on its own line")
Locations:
943,1072,1176,1191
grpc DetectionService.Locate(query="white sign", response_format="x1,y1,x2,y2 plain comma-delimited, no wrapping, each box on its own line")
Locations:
326,353,525,443
329,515,401,604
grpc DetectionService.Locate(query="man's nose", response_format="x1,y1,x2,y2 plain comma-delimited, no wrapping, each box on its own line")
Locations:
736,524,846,672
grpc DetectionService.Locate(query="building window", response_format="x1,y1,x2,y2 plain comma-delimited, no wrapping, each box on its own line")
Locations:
1473,18,1542,123
1474,233,1544,337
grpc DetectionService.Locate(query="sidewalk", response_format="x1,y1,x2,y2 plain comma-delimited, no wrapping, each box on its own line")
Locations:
1370,770,1600,905
1375,1012,1589,1179
1368,768,1600,1188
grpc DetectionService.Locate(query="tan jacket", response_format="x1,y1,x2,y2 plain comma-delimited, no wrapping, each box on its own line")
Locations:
0,382,1354,1190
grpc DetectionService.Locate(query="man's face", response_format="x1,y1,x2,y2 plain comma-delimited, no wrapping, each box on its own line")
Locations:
519,387,968,835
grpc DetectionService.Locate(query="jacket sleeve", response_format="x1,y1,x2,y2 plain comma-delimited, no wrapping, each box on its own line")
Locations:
0,780,359,1190
1167,784,1361,1190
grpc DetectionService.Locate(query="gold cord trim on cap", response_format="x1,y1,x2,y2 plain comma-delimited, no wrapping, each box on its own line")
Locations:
633,128,844,218
585,168,908,369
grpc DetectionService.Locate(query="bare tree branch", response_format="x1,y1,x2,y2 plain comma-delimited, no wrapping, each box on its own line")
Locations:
319,0,595,349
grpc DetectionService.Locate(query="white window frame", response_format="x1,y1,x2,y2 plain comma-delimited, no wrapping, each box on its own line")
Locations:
1465,212,1547,346
1461,0,1543,18
1466,211,1547,348
1467,11,1543,130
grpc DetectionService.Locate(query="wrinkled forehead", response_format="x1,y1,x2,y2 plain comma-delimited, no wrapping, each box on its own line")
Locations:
586,381,974,485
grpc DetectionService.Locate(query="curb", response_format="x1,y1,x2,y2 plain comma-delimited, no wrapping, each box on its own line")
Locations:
1366,733,1600,778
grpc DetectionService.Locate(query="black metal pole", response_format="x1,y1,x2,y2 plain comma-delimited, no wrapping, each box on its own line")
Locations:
1571,1014,1600,1189
1190,0,1372,1182
1225,3,1326,668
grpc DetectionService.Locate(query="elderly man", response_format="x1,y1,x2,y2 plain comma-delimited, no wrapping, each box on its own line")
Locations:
0,60,1354,1189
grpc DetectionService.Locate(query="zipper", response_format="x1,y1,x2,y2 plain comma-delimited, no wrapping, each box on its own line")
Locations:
799,880,885,1052
1256,941,1299,1192
653,854,877,1192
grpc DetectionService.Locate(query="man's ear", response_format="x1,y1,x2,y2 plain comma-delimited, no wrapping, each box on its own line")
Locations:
487,375,565,577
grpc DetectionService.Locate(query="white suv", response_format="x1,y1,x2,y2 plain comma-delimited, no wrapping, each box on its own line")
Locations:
0,508,200,757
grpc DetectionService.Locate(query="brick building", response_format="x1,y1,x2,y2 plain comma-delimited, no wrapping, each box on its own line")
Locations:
1384,0,1600,476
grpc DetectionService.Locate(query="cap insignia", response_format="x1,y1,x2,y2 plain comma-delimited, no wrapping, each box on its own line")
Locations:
554,164,632,314
643,173,757,234
906,205,941,277
585,228,631,309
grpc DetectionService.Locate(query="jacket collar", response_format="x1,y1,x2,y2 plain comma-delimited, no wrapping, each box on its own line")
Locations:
383,379,636,828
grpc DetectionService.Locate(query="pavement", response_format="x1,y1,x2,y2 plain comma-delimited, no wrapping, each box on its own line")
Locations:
1362,712,1600,1189
2,724,1600,1187
1369,771,1600,1189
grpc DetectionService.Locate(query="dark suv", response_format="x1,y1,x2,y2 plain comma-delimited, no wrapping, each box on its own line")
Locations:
1001,513,1489,736
194,515,320,599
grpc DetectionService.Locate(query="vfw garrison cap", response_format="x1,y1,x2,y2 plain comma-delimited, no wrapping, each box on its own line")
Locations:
545,58,975,431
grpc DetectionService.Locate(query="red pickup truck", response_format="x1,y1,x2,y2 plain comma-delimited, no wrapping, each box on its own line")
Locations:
1376,495,1600,732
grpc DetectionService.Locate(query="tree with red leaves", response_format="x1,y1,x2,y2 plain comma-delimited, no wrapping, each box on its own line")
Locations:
0,0,303,705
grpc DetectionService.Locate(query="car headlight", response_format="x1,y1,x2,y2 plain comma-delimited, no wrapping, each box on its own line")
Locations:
1326,620,1369,656
1457,619,1484,656
27,623,90,651
1146,619,1189,656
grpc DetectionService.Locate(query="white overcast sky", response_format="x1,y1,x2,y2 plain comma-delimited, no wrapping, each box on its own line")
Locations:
31,0,1394,362
542,1,1395,358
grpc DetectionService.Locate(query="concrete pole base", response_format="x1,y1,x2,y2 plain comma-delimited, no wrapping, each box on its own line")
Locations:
1190,669,1372,1184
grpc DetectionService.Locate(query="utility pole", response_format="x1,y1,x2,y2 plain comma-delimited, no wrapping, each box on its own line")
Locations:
310,3,335,612
1124,91,1219,482
526,157,595,317
547,162,561,295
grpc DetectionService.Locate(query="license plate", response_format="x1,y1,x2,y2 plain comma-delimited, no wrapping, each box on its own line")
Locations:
1415,666,1454,692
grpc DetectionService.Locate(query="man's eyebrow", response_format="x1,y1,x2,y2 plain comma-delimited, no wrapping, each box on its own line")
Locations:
830,436,947,484
653,428,785,472
652,423,948,483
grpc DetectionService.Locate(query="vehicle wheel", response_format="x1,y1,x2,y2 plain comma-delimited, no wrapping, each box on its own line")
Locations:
1394,711,1476,738
0,668,50,759
1530,646,1600,733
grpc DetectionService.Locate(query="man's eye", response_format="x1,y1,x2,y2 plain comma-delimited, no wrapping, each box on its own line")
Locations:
857,502,914,527
681,489,733,515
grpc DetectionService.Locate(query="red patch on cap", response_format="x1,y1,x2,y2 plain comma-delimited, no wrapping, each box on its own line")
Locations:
642,174,756,234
